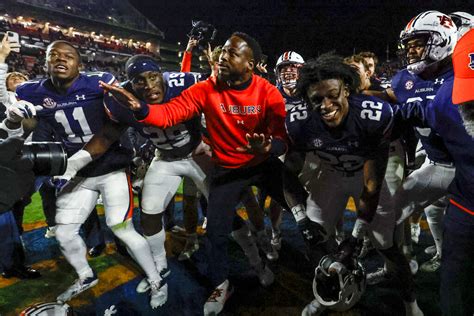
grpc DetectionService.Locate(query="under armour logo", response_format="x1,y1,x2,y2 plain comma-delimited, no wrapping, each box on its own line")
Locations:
236,120,244,125
348,140,359,147
76,94,86,101
469,53,474,70
434,78,445,85
302,229,313,240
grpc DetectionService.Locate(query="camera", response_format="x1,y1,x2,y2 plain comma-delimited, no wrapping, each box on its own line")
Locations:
22,142,67,176
187,20,217,50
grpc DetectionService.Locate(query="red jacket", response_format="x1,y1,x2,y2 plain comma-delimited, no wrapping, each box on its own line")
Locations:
140,74,288,168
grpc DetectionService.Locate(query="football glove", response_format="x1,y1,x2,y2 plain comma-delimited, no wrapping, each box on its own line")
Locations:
6,100,38,123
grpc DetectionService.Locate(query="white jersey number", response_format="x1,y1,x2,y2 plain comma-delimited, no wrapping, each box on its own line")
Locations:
360,100,383,121
289,103,308,122
143,125,191,150
55,107,93,143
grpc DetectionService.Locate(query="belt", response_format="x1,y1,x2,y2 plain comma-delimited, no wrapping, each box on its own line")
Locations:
429,160,454,168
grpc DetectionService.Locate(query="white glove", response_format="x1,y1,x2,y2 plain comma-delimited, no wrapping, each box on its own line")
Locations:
6,100,37,123
54,149,93,182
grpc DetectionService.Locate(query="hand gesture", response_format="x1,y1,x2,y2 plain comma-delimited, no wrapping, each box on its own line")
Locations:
0,33,20,62
236,133,272,154
256,62,268,74
99,81,142,111
186,38,199,52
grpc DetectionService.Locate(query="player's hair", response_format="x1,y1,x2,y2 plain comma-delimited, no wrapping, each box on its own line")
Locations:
358,51,378,65
344,54,370,72
46,40,82,60
296,52,361,98
231,32,262,66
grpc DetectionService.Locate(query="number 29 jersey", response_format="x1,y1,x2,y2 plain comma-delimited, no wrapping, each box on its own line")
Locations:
16,72,133,177
286,94,393,173
105,72,202,159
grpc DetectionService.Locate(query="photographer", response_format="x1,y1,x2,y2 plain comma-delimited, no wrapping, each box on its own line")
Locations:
0,136,40,279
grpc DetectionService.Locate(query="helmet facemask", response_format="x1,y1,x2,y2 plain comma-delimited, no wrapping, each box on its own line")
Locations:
277,63,302,90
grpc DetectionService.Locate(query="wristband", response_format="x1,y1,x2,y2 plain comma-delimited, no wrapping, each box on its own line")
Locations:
291,204,307,222
0,119,24,138
352,218,369,239
133,102,150,121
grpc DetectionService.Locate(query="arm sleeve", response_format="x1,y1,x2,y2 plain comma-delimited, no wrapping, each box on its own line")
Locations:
180,51,192,73
139,82,205,129
0,63,10,106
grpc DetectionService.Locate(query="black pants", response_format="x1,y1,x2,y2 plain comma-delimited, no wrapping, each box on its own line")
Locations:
440,203,474,316
205,157,289,287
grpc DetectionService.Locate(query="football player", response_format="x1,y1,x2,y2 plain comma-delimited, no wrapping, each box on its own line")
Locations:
8,41,166,308
286,53,422,316
390,28,474,315
374,11,457,277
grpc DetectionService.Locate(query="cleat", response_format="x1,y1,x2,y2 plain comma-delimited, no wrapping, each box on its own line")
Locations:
366,267,393,286
149,279,168,308
420,254,441,273
57,272,98,303
44,226,57,239
411,223,420,244
136,268,171,293
253,262,274,287
203,279,233,316
178,238,199,261
170,225,186,233
302,298,325,316
424,245,436,255
270,231,282,251
409,258,419,275
256,231,279,261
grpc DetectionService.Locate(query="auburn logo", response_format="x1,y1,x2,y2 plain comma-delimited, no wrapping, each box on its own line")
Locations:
438,15,454,28
469,53,474,70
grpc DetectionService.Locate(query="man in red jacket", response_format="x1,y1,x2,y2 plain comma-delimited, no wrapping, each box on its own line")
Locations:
101,32,312,315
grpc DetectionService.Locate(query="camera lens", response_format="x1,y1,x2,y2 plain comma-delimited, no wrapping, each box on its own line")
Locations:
22,142,67,176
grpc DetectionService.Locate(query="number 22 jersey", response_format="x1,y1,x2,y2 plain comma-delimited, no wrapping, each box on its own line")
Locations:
286,94,393,173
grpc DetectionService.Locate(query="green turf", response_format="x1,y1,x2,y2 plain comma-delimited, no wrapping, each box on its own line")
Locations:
23,193,46,224
23,181,184,225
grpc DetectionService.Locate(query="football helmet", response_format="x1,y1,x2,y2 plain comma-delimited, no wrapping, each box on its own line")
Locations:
312,255,366,312
399,10,457,74
275,51,304,89
449,11,474,38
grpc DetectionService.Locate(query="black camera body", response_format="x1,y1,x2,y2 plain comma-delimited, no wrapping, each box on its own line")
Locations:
187,20,217,50
22,142,67,176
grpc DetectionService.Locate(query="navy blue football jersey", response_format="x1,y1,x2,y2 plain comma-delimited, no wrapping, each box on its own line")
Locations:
424,78,474,211
286,94,393,172
391,68,453,163
105,72,202,159
16,72,133,177
278,85,304,111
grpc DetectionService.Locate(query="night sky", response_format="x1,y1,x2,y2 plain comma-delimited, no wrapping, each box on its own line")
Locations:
131,0,474,65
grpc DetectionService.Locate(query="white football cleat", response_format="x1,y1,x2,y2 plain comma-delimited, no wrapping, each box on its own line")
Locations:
301,299,325,316
57,272,98,303
44,226,57,239
149,279,168,309
203,279,233,316
136,268,170,293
